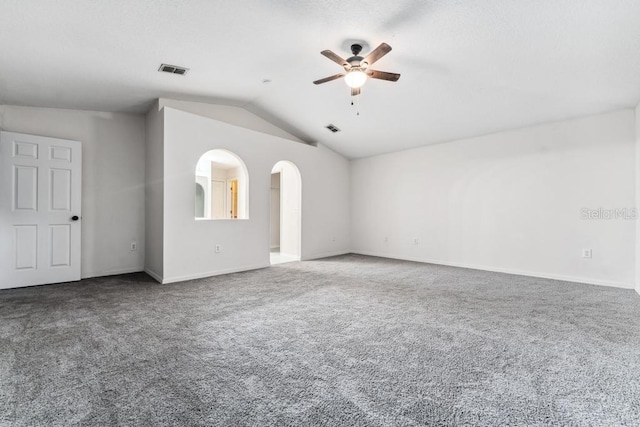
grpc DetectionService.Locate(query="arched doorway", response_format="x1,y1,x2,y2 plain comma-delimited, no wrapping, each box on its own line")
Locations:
270,161,302,265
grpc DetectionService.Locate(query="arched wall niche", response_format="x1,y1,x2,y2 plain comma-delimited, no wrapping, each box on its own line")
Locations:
195,149,249,220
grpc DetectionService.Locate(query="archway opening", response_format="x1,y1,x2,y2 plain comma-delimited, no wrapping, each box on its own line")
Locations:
195,149,249,219
270,161,301,265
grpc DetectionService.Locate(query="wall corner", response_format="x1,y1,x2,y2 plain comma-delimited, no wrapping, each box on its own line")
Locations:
636,101,640,295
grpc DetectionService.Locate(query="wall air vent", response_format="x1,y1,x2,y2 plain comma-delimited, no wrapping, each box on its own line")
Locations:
325,124,341,133
158,64,189,75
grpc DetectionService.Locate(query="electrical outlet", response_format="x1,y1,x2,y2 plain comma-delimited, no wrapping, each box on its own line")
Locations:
582,249,592,259
332,236,336,242
215,244,221,253
130,241,137,252
384,236,388,244
412,237,419,245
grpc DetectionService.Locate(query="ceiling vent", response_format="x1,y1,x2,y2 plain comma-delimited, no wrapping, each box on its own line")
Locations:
325,124,341,133
158,64,189,75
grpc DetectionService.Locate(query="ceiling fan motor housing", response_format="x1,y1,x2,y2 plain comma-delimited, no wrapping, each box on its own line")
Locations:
347,44,365,68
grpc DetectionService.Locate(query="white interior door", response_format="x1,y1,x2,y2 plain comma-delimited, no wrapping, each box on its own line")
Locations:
0,131,82,289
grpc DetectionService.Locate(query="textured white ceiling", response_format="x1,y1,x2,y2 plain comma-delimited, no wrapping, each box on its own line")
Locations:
1,0,640,158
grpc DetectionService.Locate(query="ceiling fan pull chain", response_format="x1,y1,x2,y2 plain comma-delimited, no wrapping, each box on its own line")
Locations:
351,94,361,116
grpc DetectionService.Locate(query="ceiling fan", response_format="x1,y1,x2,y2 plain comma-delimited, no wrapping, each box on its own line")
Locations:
313,42,400,96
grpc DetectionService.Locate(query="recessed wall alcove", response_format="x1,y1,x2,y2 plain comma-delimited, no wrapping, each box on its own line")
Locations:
195,149,249,220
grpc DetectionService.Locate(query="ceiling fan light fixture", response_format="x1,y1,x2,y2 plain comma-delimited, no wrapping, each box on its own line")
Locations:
314,42,399,96
344,70,367,88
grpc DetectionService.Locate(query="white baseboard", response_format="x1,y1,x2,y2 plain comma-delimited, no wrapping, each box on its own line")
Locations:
82,266,143,280
144,268,163,283
302,250,351,261
161,263,270,284
351,250,634,290
153,252,350,284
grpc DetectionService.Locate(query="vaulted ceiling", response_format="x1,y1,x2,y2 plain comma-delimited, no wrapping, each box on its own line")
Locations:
2,0,640,158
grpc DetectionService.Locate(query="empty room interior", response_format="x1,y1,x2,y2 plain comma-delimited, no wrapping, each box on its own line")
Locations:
2,1,640,425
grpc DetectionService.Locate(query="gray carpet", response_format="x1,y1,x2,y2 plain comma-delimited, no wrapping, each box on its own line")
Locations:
1,254,640,426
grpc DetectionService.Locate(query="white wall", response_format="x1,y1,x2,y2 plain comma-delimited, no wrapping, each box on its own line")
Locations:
0,105,146,278
157,105,349,283
636,102,640,295
277,162,302,257
158,99,307,144
270,173,280,248
351,110,636,288
144,102,164,281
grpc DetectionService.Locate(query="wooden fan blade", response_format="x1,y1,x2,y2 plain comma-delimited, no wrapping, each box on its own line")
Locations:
362,43,392,67
313,73,345,85
321,50,349,68
351,87,361,96
366,69,401,82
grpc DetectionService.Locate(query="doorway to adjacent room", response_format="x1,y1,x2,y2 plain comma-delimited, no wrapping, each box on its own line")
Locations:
270,161,301,265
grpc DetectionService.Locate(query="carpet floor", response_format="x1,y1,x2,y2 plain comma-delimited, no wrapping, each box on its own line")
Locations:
1,254,640,426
